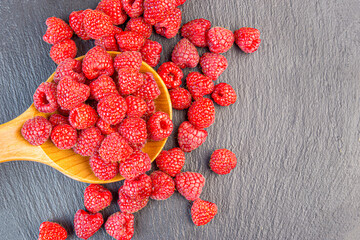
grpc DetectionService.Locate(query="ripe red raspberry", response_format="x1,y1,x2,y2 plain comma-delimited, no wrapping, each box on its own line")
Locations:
121,0,144,18
186,72,214,100
83,9,114,39
84,184,112,213
118,186,149,213
99,132,133,162
125,17,152,38
69,10,90,40
125,95,147,118
50,39,77,65
33,82,58,113
94,26,122,51
43,17,73,45
143,99,156,119
133,72,161,100
123,174,152,199
207,27,235,53
169,87,191,110
96,0,127,25
82,46,114,80
114,51,142,72
234,27,261,53
177,121,208,152
139,39,162,67
150,171,175,200
154,7,181,39
89,76,118,101
73,127,104,156
56,76,90,110
119,117,147,144
143,0,176,25
50,124,77,150
117,68,145,95
90,151,119,180
191,199,218,226
175,0,186,6
180,18,211,47
147,111,173,141
96,118,118,135
212,83,237,106
200,52,228,81
105,212,134,240
188,97,215,129
172,38,199,69
115,31,146,52
97,94,127,125
74,210,103,239
155,148,185,177
174,171,205,201
68,103,98,130
53,58,86,84
157,62,183,89
210,149,237,175
21,116,52,146
119,150,151,179
49,114,69,127
38,222,67,240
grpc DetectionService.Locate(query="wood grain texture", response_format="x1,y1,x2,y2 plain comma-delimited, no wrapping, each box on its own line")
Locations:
0,0,360,239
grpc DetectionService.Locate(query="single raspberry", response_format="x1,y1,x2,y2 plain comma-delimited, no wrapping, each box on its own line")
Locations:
48,114,69,127
200,52,228,81
105,212,134,240
123,174,152,199
125,17,152,38
50,39,77,65
33,82,58,113
171,38,199,69
169,87,191,110
143,0,176,25
181,18,211,47
177,121,208,152
96,118,119,135
125,95,147,118
143,99,156,119
119,117,147,144
53,58,86,84
97,94,127,125
84,184,112,213
207,27,235,53
154,7,181,39
191,199,218,226
155,148,185,177
139,39,162,67
157,62,183,89
118,186,149,213
234,27,261,53
147,111,173,141
175,0,186,6
99,132,133,162
150,170,175,200
94,26,122,51
114,51,142,72
73,127,104,156
90,151,119,180
69,10,90,40
51,124,77,150
186,72,214,100
133,72,160,100
68,103,98,130
188,98,215,129
96,0,127,25
117,68,144,95
43,17,73,45
119,150,151,179
212,83,237,106
74,210,103,239
210,149,237,175
38,222,67,240
21,116,52,146
89,75,119,101
82,46,114,80
56,76,90,110
115,31,146,52
174,171,205,201
83,9,114,39
121,0,144,18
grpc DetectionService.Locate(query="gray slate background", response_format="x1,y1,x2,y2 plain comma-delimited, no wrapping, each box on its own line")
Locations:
0,0,360,239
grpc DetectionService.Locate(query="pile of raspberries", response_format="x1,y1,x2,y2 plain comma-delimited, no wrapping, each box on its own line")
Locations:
21,0,262,239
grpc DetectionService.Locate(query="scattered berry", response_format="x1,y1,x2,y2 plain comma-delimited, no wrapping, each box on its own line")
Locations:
123,173,152,199
117,68,145,95
119,150,151,179
74,209,104,239
50,124,77,150
150,170,175,200
143,0,176,25
177,121,207,152
174,171,205,201
211,83,237,106
154,7,182,39
147,111,173,141
82,46,114,80
105,212,134,240
53,58,85,84
50,39,77,64
207,27,234,54
169,87,191,110
139,39,162,67
69,103,98,130
73,127,104,156
114,51,142,72
94,26,122,51
83,9,114,39
133,72,160,100
33,82,58,113
118,186,149,213
96,0,127,25
90,151,119,180
115,31,146,52
48,114,69,127
56,76,90,110
210,149,237,175
119,117,147,144
181,18,211,47
43,17,73,45
99,132,133,162
125,17,152,38
157,62,183,89
96,118,119,135
38,222,67,240
155,148,185,177
97,94,127,125
234,27,261,53
186,72,214,99
200,52,228,80
191,199,218,226
122,0,144,18
84,184,112,213
89,75,119,101
21,116,52,146
188,97,215,129
172,38,199,69
125,95,147,118
69,10,90,40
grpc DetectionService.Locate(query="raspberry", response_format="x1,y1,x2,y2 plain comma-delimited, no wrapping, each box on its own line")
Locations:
53,58,86,84
105,212,134,240
114,51,142,72
144,99,156,119
150,170,175,200
174,171,205,201
172,38,199,69
48,114,69,127
84,184,112,213
147,111,173,141
51,124,77,150
90,151,119,180
43,17,73,45
123,174,152,199
139,39,162,67
155,148,185,177
133,72,160,100
99,132,133,162
96,118,119,135
119,117,147,144
122,0,144,18
68,103,98,130
125,17,152,38
94,26,122,51
125,95,147,118
50,39,77,65
96,0,127,25
143,0,176,25
38,222,67,240
33,82,58,113
180,18,211,48
188,97,215,129
69,10,90,40
191,199,218,226
73,127,104,156
177,121,207,152
115,31,146,52
200,52,228,81
234,27,261,53
82,46,114,80
89,75,119,101
74,210,103,239
119,150,151,179
56,76,90,110
210,149,237,175
97,94,127,125
212,83,237,106
118,186,149,213
175,0,186,6
157,62,183,89
117,68,145,95
83,9,114,39
186,72,214,100
154,7,181,39
169,87,191,110
207,27,235,53
21,116,52,146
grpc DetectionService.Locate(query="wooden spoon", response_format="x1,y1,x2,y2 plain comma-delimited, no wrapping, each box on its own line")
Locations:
0,51,172,183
